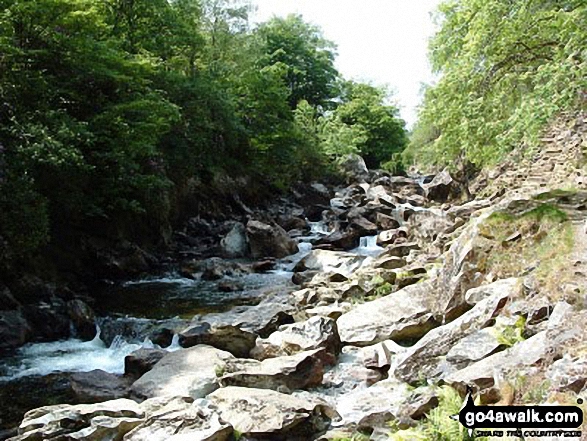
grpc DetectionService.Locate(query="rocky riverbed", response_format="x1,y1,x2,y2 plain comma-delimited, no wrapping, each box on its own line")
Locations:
2,118,587,441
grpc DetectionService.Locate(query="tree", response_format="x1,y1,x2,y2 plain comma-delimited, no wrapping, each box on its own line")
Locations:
407,0,587,170
256,14,339,109
333,82,408,169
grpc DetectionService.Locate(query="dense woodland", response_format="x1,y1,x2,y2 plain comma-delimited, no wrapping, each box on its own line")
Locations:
0,0,408,274
0,0,585,279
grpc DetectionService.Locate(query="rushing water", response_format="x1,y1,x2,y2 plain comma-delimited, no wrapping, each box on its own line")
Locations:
0,217,389,436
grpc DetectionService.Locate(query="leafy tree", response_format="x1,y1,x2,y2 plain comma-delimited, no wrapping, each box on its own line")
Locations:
407,0,587,170
256,14,339,109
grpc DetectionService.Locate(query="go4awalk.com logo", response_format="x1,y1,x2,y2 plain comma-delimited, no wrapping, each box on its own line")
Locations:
453,387,584,438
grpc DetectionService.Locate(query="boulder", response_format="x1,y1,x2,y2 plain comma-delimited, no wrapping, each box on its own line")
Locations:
337,282,439,346
207,386,335,439
423,169,461,202
14,399,144,441
380,242,419,257
22,301,70,342
0,285,20,310
220,349,324,391
393,278,522,383
125,397,232,441
312,230,360,251
125,348,167,378
277,215,308,232
445,302,582,394
0,310,30,350
335,378,411,428
220,223,249,258
199,300,295,339
251,316,341,363
178,323,257,358
246,220,299,259
373,256,406,270
67,299,97,340
350,216,378,236
339,154,369,183
408,209,455,243
130,345,234,400
70,370,132,403
294,249,367,278
375,213,400,230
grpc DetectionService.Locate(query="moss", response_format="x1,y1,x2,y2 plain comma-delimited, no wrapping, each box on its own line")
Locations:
533,188,578,201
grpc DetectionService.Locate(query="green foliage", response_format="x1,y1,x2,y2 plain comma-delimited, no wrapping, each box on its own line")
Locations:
0,0,407,271
388,386,482,441
256,14,339,109
407,0,587,170
493,316,526,348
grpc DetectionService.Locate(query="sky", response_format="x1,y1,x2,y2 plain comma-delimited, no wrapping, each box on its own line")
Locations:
253,0,442,128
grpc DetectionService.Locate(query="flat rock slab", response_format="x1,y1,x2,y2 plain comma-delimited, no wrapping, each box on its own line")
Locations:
125,397,232,441
13,399,144,441
337,281,438,346
131,345,234,400
208,386,335,440
220,349,324,391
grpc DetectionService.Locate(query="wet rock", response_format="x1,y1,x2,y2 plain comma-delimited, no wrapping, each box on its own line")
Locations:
0,285,20,310
179,323,257,358
375,213,400,230
350,216,378,236
220,222,249,258
125,397,232,441
277,215,308,232
0,310,31,350
125,349,167,379
295,249,367,278
220,349,325,391
304,204,329,222
251,259,276,273
201,258,247,281
337,281,439,346
197,294,296,340
130,345,234,400
207,386,335,440
312,230,360,251
394,278,522,383
14,399,144,441
22,301,70,342
67,299,96,341
149,328,174,348
423,169,461,202
245,220,298,259
252,316,341,364
70,370,131,403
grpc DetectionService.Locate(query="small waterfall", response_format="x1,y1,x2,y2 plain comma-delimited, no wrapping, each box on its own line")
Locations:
352,235,383,257
167,333,182,351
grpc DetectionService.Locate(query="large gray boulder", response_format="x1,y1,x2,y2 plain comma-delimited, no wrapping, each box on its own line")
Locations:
339,154,369,183
220,222,249,258
294,249,367,278
130,345,234,400
337,281,438,346
207,386,335,439
423,168,461,202
11,399,144,441
124,397,232,441
0,310,30,350
252,316,341,363
220,349,325,391
178,323,257,358
246,220,299,259
393,278,522,383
